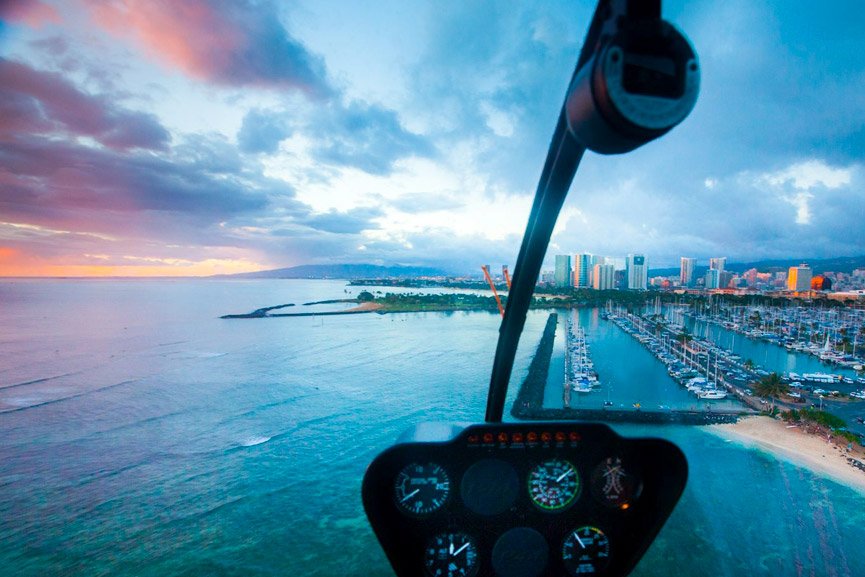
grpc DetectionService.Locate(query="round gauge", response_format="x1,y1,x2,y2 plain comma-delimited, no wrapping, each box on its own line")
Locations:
424,531,479,577
562,526,610,575
394,462,450,515
528,458,580,511
590,456,641,509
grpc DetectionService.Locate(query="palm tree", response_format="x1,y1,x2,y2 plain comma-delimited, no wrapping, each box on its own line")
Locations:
753,372,789,414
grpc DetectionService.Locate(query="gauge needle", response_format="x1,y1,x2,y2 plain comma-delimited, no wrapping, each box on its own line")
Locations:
574,532,586,549
453,543,470,556
400,489,420,502
556,469,573,482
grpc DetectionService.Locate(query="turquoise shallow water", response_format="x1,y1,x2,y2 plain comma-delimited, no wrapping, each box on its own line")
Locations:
1,279,863,577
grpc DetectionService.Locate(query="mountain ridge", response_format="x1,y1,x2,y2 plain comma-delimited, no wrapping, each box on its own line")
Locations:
648,255,865,277
214,263,453,279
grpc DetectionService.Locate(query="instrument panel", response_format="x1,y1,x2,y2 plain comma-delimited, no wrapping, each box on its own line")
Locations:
362,422,687,577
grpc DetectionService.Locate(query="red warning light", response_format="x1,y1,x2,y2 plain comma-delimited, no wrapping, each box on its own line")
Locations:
512,432,524,443
497,432,509,443
526,432,538,442
482,432,494,444
555,431,566,442
540,432,552,443
467,434,480,444
569,432,580,442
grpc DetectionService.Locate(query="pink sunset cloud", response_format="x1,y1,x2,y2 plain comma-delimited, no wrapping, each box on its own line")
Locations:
84,0,331,95
0,0,61,28
0,58,170,151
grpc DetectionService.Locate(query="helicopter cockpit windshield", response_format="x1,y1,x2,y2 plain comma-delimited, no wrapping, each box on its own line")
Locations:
4,1,865,576
363,2,701,575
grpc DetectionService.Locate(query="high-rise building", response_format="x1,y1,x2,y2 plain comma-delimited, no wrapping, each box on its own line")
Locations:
680,257,696,287
574,253,593,288
554,255,571,288
626,254,647,290
811,275,832,291
709,257,727,274
705,268,719,289
592,263,615,290
787,265,813,292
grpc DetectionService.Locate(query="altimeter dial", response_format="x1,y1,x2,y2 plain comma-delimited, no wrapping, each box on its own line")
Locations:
424,531,479,577
528,458,580,511
394,462,450,516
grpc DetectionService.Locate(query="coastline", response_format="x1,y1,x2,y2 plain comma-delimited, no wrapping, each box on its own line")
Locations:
343,301,384,312
707,415,865,495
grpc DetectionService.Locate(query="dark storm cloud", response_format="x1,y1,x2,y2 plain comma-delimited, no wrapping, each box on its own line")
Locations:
0,58,171,151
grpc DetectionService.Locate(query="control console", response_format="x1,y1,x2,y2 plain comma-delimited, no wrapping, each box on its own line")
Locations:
362,422,687,577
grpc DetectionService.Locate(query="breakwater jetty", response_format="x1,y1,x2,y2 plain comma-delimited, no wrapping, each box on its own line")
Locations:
512,313,558,415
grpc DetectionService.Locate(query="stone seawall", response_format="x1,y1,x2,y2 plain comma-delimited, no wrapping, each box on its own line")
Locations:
511,313,558,417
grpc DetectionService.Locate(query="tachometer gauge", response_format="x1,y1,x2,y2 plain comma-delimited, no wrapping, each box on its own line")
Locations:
562,526,610,575
528,458,580,511
394,462,450,516
424,531,479,577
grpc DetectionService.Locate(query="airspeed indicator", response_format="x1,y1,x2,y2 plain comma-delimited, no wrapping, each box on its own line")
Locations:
528,458,580,511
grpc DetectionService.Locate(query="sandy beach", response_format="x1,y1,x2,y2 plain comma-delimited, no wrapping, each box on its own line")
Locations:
344,301,384,312
708,416,865,495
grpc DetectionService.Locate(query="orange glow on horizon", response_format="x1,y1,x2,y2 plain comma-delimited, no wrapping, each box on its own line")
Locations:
0,248,272,277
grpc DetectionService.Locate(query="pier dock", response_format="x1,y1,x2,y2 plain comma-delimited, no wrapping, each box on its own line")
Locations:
511,311,747,425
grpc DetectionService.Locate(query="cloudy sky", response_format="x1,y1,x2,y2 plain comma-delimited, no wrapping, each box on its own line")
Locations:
0,0,863,276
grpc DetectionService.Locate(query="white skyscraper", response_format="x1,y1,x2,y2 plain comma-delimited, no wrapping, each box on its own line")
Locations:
787,265,813,292
705,268,720,289
709,257,726,274
626,254,648,290
592,263,615,290
680,257,696,287
574,253,593,288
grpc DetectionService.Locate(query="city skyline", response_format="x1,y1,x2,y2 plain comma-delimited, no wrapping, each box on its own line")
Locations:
1,1,864,276
539,251,865,294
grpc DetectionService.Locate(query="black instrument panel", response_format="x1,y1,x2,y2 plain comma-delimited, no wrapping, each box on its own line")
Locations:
362,422,687,577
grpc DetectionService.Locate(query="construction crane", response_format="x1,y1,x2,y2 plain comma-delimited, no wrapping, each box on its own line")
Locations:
481,265,505,317
502,265,512,290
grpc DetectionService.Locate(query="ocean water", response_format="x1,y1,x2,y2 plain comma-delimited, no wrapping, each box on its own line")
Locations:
0,279,863,577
